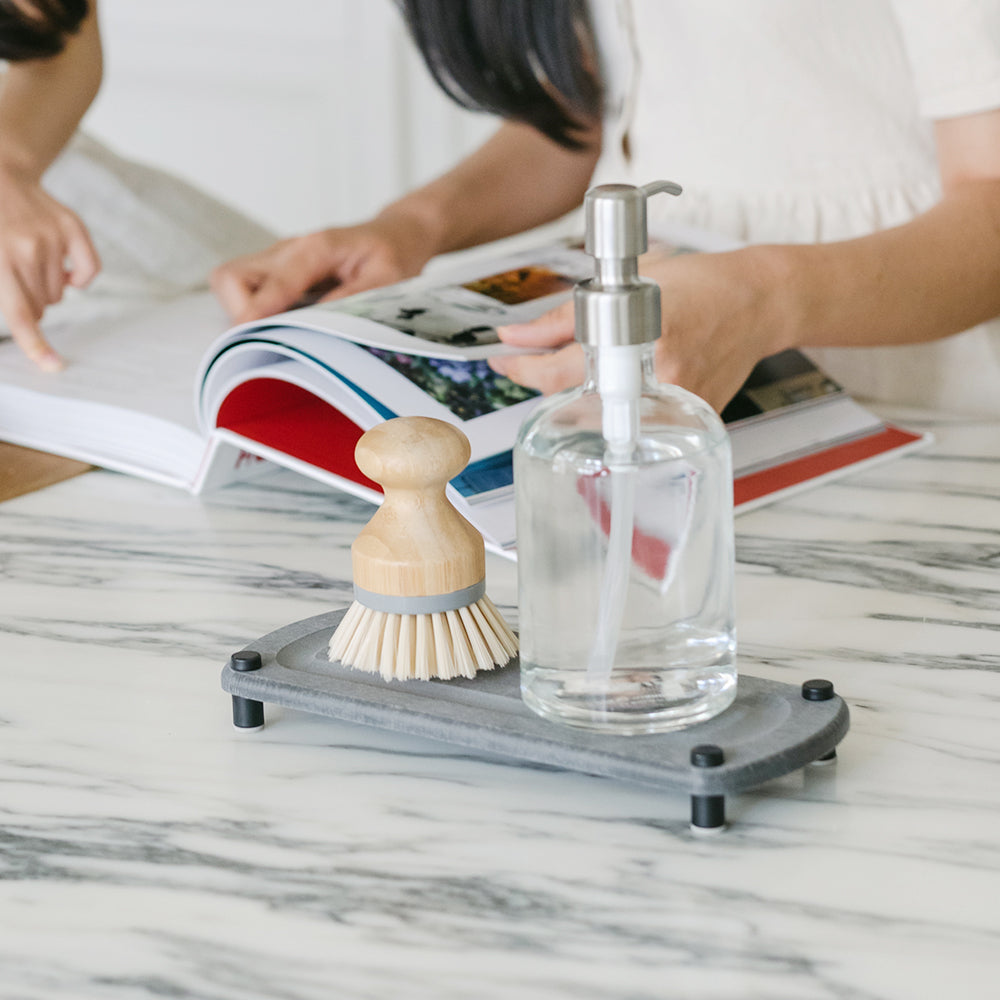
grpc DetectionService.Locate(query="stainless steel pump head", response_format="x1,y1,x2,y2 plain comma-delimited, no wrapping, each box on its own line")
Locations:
576,180,682,348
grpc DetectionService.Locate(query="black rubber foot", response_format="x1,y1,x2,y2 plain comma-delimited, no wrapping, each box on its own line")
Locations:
232,694,264,730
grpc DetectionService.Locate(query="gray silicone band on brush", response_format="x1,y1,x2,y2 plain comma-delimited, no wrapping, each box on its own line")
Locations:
353,579,486,615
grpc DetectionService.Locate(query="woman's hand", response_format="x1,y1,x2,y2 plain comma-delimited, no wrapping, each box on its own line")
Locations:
210,210,437,323
0,0,103,371
212,120,602,324
490,246,791,412
0,168,100,371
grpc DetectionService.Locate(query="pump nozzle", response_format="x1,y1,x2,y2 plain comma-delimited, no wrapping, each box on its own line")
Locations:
576,180,682,349
582,180,682,272
641,179,684,200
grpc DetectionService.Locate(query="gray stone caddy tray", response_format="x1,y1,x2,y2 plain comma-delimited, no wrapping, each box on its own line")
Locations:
221,609,849,830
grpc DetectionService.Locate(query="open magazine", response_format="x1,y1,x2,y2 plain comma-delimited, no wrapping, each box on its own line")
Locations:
0,233,928,553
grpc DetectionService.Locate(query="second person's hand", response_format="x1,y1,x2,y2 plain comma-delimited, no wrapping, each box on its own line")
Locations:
489,247,792,412
210,211,437,324
0,169,100,371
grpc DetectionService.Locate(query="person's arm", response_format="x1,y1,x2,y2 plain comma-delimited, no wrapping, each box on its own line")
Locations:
382,118,602,256
0,1,102,370
211,119,601,323
492,108,1000,410
785,110,1000,348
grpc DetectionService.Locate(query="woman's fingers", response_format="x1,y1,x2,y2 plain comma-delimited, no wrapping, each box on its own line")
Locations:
61,211,101,289
212,237,344,321
0,195,99,369
489,341,585,394
496,299,575,347
233,270,306,323
209,258,262,319
0,266,64,371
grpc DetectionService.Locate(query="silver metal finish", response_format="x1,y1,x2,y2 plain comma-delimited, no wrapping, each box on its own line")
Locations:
576,180,682,348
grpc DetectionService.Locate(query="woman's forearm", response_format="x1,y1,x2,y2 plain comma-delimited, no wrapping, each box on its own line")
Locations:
766,177,1000,353
761,110,1000,354
376,119,602,258
0,3,103,181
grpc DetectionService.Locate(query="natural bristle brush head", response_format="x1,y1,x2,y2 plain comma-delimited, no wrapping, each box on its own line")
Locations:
328,416,518,681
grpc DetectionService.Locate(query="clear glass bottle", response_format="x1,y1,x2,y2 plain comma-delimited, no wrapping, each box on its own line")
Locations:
514,182,737,734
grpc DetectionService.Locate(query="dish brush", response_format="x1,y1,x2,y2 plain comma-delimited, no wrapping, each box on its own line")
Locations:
328,416,517,680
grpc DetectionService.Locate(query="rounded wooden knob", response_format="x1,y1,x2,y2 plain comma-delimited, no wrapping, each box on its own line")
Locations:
355,416,471,491
352,417,484,597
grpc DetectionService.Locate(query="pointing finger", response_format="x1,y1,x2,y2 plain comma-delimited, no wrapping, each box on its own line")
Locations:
0,268,64,371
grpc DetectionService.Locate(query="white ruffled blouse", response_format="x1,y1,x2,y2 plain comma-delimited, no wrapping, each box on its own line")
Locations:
590,0,1000,415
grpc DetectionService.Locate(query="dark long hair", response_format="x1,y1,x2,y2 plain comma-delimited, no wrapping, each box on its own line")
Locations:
397,0,602,149
0,0,89,61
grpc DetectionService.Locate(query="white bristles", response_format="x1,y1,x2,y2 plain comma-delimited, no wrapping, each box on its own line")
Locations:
413,613,429,679
431,611,453,676
458,604,492,667
328,596,517,682
378,611,400,678
474,594,519,661
328,599,365,663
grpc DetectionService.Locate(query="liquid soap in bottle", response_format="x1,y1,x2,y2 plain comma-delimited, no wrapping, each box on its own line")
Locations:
514,181,737,734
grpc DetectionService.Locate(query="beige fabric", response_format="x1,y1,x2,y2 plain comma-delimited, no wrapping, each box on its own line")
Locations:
591,0,1000,415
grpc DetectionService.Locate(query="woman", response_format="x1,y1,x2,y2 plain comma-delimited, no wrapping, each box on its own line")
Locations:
212,0,1000,416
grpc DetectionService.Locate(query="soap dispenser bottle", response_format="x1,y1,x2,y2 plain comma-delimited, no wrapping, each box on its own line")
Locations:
514,181,737,734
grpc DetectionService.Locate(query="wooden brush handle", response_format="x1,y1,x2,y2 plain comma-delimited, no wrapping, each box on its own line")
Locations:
352,417,486,597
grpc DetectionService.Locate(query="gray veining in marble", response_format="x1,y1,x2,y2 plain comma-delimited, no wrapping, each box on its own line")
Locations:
1,410,998,999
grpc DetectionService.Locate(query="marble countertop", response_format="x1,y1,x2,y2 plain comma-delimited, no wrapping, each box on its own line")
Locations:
2,409,997,999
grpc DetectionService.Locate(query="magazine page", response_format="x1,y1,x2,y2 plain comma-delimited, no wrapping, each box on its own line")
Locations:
198,324,542,553
199,241,595,368
0,292,230,487
200,225,749,371
200,329,539,455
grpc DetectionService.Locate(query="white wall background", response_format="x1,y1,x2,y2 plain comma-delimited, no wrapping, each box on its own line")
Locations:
84,0,498,236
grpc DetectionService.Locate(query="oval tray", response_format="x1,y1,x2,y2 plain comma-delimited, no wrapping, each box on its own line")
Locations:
221,609,849,827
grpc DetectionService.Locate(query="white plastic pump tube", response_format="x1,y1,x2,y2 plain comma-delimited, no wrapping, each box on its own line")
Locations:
586,344,645,688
